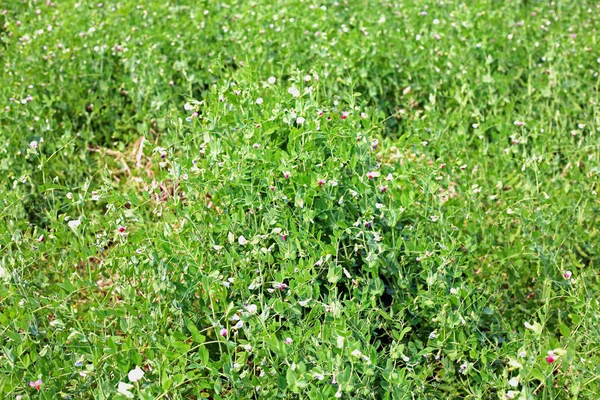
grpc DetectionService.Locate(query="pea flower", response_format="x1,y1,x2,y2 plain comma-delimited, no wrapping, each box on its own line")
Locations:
117,382,135,398
220,328,228,337
29,379,42,390
288,87,300,98
128,366,144,382
268,76,277,84
284,337,293,345
563,270,572,279
366,171,380,179
68,218,81,231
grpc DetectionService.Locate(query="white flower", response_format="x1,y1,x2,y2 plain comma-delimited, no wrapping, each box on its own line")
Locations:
233,320,244,330
184,102,194,111
450,287,458,295
267,76,277,84
296,117,305,124
256,97,263,105
66,192,73,200
506,390,518,399
68,219,81,230
335,390,342,398
245,304,258,314
351,349,362,357
303,75,312,82
238,235,248,245
508,377,519,387
30,140,38,149
288,87,300,98
117,382,135,398
128,366,145,382
284,337,293,345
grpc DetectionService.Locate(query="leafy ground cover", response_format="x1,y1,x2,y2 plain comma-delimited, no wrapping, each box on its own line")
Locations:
1,0,599,399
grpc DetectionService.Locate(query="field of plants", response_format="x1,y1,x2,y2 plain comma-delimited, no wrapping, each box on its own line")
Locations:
1,0,599,399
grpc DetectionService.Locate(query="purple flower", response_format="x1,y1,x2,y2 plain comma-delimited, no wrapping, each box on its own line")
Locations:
30,379,42,391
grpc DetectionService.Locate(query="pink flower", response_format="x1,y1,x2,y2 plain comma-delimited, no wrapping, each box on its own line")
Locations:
366,171,380,179
281,234,287,241
118,226,126,233
30,379,42,390
341,112,348,120
563,270,572,279
283,171,291,179
379,186,387,193
318,179,326,186
220,328,228,337
284,337,293,345
546,355,556,364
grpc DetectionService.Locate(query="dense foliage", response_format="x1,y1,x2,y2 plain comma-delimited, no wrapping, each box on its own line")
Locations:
1,1,599,399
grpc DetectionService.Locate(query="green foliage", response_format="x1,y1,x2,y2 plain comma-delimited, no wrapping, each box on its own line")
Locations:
1,0,599,399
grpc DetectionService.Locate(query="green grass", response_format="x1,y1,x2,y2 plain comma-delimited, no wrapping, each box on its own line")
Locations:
1,0,599,399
